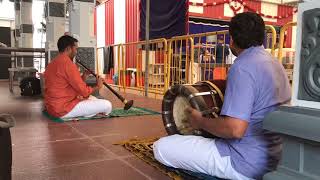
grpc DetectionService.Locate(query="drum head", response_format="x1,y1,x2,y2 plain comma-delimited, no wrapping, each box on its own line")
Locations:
162,84,208,136
162,80,226,138
172,96,193,135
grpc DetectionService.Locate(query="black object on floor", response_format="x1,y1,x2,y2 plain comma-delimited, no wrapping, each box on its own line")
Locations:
0,114,14,180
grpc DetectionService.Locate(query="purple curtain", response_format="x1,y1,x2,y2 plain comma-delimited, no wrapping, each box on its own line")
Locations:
189,21,230,44
139,0,188,40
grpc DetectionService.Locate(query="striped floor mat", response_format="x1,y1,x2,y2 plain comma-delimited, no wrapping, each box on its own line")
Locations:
43,107,160,122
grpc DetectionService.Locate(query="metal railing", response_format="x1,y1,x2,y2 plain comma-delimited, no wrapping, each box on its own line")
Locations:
278,22,297,62
0,47,45,92
96,38,168,98
277,22,297,83
265,25,277,56
94,24,298,97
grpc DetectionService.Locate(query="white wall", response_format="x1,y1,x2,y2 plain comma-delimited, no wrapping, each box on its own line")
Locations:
0,0,14,46
114,0,126,44
113,0,126,74
0,0,14,20
96,4,105,48
261,2,278,23
224,2,244,17
189,0,204,14
292,9,297,49
69,1,95,47
0,19,14,28
96,4,106,74
32,1,45,48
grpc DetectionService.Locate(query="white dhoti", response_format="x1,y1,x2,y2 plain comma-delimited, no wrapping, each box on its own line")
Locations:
62,96,112,118
153,135,253,180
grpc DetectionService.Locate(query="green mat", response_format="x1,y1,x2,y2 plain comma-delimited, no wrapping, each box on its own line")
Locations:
42,107,160,123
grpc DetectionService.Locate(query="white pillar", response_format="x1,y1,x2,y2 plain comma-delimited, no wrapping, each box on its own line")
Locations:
20,0,33,48
20,0,33,67
68,0,96,72
14,0,21,47
45,0,66,65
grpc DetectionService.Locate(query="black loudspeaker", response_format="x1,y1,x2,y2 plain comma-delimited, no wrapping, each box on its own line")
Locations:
297,8,320,102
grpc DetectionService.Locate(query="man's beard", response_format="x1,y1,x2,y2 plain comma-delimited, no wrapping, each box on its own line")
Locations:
69,53,76,60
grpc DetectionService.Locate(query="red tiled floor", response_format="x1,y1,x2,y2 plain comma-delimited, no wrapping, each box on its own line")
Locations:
70,115,166,138
11,124,84,147
92,134,134,157
12,139,113,174
100,89,162,112
13,159,149,180
125,156,172,180
0,82,172,180
69,119,128,137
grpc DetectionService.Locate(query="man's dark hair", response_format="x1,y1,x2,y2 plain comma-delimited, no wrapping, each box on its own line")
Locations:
229,12,265,49
57,35,78,52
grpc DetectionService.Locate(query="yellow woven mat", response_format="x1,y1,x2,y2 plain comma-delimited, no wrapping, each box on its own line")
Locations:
115,137,222,180
115,137,185,180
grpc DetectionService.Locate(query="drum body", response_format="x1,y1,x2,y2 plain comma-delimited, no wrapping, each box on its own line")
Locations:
162,80,226,137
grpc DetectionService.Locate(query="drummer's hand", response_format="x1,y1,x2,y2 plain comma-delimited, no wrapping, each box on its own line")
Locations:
185,107,203,129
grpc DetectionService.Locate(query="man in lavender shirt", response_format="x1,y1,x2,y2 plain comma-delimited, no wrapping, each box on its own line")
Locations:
153,12,291,180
